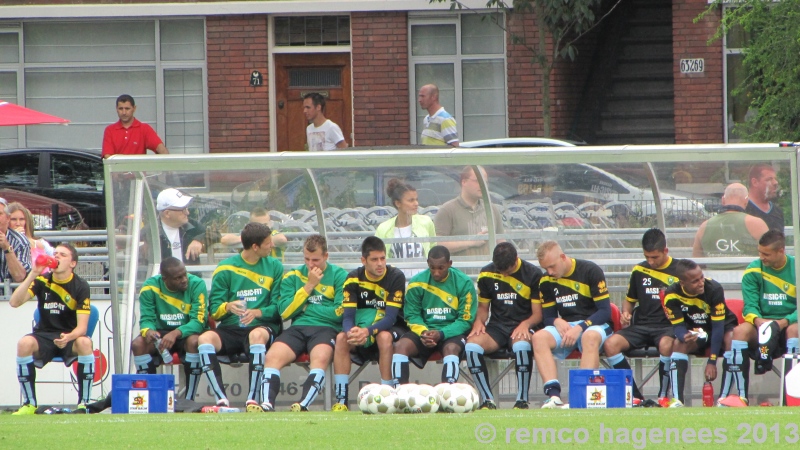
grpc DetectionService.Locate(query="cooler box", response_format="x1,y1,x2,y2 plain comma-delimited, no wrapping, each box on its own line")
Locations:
111,374,175,414
569,369,632,409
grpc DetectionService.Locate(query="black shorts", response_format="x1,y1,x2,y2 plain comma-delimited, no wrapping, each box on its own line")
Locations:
274,326,337,358
351,324,409,366
400,331,466,369
484,321,538,351
213,325,275,356
615,325,674,350
30,331,77,368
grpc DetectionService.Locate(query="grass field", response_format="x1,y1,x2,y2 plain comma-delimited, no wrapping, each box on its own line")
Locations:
1,407,799,449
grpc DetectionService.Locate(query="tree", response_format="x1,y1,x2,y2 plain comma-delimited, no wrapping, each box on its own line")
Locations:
702,0,800,142
433,0,618,136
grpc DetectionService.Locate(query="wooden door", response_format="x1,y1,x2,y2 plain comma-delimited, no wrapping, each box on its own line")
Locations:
275,53,351,151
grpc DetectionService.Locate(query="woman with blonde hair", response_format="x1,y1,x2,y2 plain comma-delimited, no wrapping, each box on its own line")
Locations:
7,202,54,262
374,178,435,278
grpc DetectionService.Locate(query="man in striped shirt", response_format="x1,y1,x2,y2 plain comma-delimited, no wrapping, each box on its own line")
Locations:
418,84,459,147
0,197,30,282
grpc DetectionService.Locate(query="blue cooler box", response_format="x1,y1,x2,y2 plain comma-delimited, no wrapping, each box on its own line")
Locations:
568,369,632,408
111,374,175,414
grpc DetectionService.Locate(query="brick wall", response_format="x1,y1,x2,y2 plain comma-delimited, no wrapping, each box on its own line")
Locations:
207,15,270,153
351,12,409,146
505,11,597,140
673,0,724,144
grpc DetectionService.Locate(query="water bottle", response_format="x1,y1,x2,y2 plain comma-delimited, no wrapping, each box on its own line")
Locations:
201,406,241,413
237,296,247,327
35,254,58,269
155,338,173,364
702,381,714,407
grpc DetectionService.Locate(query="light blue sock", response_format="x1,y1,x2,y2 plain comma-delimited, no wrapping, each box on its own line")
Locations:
199,343,216,355
607,352,625,366
787,338,799,354
380,379,394,385
465,343,484,355
247,344,266,402
134,354,152,373
392,354,409,386
299,369,326,408
17,355,36,406
442,355,460,383
512,341,533,403
732,340,748,364
183,353,201,401
719,351,734,398
466,343,490,401
77,354,95,405
334,374,349,404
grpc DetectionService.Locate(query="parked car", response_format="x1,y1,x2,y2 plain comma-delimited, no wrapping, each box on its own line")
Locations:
0,188,85,230
0,148,105,228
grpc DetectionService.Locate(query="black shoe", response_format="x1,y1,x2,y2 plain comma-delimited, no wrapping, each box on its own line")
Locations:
641,399,660,408
512,401,529,410
479,400,497,410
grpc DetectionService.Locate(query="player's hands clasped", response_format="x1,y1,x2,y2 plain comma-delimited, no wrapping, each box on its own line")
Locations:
347,327,368,346
561,324,582,348
421,330,440,348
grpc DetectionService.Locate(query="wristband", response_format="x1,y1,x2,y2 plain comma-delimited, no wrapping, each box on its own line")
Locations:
3,248,10,254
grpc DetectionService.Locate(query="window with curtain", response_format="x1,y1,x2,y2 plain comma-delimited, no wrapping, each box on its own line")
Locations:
410,13,506,143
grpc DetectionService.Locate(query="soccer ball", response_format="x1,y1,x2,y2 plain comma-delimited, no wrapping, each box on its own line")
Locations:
365,385,399,414
357,383,380,414
455,383,480,411
395,384,415,413
440,383,475,413
409,384,440,413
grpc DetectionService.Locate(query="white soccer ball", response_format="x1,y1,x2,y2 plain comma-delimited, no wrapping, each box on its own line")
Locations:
365,384,399,414
443,383,475,413
434,383,453,412
395,384,415,413
410,384,440,414
454,383,480,411
357,383,380,414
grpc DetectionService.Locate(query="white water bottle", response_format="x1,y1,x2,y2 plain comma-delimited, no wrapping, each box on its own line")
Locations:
156,338,173,364
237,296,247,327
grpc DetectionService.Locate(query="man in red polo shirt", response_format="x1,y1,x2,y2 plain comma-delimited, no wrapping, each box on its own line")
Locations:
102,94,169,158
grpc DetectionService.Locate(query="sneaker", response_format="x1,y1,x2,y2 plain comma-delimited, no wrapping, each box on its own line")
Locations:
331,403,349,412
632,398,643,407
71,404,88,414
216,398,230,408
479,400,497,410
657,397,670,408
541,396,565,409
512,401,529,410
668,398,684,408
12,404,37,416
642,399,660,408
246,400,265,413
260,402,275,412
290,403,308,412
718,394,748,408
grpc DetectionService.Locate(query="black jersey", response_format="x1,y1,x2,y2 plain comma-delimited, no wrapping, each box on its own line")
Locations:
539,258,611,327
477,258,542,327
626,257,680,327
343,265,406,334
31,273,91,333
663,278,736,331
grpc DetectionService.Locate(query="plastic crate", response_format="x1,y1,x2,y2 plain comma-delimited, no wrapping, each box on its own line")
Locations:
111,374,175,414
568,369,632,409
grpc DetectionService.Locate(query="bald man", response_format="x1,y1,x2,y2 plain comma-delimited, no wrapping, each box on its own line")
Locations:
418,84,459,147
693,183,769,259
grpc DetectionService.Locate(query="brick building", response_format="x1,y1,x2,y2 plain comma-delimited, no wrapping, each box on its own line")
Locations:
0,0,732,155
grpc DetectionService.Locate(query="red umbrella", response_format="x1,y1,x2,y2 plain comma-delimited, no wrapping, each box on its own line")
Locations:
0,100,70,126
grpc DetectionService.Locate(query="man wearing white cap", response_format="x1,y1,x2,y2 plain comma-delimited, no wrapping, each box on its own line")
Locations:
157,188,206,265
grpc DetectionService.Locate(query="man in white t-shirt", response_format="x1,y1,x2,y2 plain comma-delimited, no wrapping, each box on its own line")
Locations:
303,93,347,151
